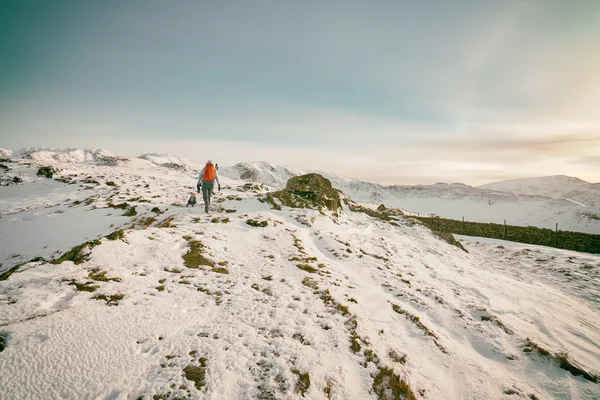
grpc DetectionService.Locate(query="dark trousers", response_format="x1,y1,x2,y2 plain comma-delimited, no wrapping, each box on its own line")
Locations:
201,181,214,212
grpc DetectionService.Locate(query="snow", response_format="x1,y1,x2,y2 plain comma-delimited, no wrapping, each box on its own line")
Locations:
138,153,200,171
480,175,597,201
216,162,600,234
1,149,599,399
0,148,12,157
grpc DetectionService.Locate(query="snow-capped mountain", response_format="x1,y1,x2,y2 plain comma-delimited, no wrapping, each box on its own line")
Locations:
0,148,12,157
3,149,599,233
12,147,128,166
219,162,600,234
138,153,200,171
480,175,600,207
1,148,598,399
220,161,302,190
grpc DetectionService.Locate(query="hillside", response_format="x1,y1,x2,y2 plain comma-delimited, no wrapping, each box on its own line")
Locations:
222,162,600,234
0,148,599,399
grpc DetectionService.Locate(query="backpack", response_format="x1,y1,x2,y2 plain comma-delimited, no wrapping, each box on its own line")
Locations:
202,163,216,181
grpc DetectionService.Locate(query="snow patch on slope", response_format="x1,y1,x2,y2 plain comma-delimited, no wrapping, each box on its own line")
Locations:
13,148,129,166
138,153,200,171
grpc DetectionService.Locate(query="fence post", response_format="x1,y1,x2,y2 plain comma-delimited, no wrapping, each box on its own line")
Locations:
462,216,464,234
503,219,506,240
555,223,558,247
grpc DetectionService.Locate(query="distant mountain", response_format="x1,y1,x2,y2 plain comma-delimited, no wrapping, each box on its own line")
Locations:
4,149,599,233
12,147,128,166
220,161,302,190
480,175,600,207
0,148,12,157
219,162,600,234
138,153,199,171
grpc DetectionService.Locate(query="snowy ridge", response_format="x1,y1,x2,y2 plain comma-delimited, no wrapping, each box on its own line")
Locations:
138,153,200,171
12,147,129,166
0,151,599,399
216,162,600,234
0,148,12,157
481,175,600,208
220,161,302,189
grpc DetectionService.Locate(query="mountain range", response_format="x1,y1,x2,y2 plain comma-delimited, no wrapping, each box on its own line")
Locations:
0,146,598,399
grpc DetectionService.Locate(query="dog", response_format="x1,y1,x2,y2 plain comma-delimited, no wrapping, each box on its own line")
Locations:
186,192,197,207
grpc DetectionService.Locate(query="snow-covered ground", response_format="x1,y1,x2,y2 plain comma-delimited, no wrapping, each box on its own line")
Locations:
219,162,600,234
1,148,599,399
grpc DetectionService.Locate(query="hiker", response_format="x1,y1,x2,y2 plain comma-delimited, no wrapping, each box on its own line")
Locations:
197,160,221,213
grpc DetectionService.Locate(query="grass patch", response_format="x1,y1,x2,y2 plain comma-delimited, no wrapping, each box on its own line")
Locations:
68,280,99,292
0,258,42,281
156,285,165,292
291,369,310,397
105,229,125,241
247,219,268,227
391,303,446,353
37,166,59,179
138,216,156,228
122,206,137,217
151,207,163,214
297,264,317,273
92,293,124,306
0,331,8,353
302,277,318,290
523,338,598,382
51,240,101,265
0,266,19,281
432,231,468,253
211,267,229,274
88,269,121,282
184,358,208,390
156,216,176,228
372,367,416,400
105,181,116,186
182,238,215,268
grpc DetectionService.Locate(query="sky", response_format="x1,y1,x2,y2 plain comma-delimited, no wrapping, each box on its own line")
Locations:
1,0,599,185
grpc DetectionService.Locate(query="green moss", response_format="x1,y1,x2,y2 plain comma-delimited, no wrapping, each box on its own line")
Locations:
0,265,20,281
0,258,44,281
108,202,130,210
51,240,101,265
302,277,318,290
372,367,416,400
122,206,137,217
291,369,310,397
37,166,59,179
92,293,124,306
432,231,468,253
182,238,215,268
247,219,268,227
297,264,317,273
0,331,9,353
184,358,208,390
156,216,176,228
105,229,125,241
88,270,121,282
68,280,99,292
